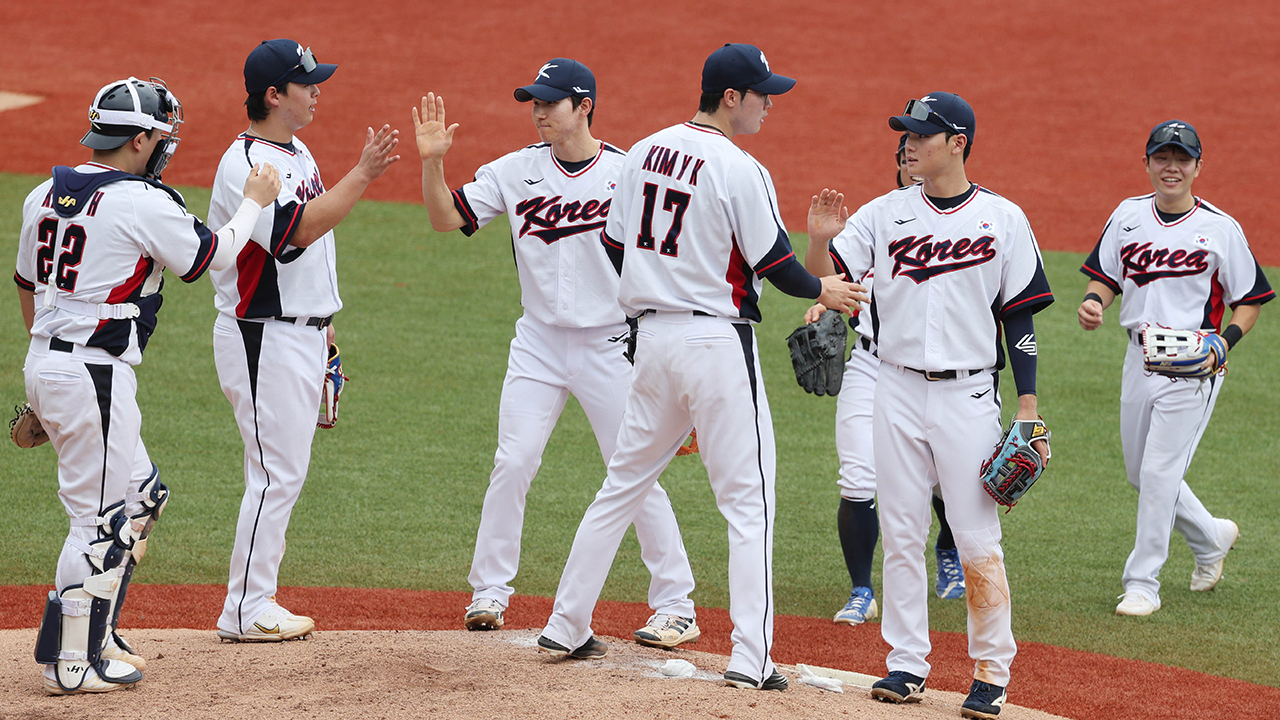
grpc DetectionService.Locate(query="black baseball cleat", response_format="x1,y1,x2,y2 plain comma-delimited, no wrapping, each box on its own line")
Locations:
871,670,926,703
724,669,788,691
960,680,1007,719
537,634,608,659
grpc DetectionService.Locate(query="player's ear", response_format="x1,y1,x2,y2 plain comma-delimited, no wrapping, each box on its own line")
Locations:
578,96,593,117
263,85,282,110
952,133,968,156
722,88,738,109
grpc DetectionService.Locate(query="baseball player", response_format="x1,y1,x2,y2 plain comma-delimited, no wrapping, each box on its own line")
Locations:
16,77,280,693
807,134,966,628
807,92,1052,719
539,43,864,691
1078,120,1272,616
210,39,400,642
411,58,700,647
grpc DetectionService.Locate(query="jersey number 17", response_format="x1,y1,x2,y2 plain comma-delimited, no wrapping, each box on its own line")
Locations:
637,183,690,257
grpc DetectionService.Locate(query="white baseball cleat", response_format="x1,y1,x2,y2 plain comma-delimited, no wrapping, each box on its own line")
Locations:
217,600,315,642
102,633,146,671
464,598,505,631
1115,591,1160,616
1190,519,1239,592
633,613,700,648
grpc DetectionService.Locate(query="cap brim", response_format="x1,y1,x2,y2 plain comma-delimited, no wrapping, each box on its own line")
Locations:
514,84,573,103
889,116,945,136
1147,141,1201,159
750,74,795,95
81,129,135,150
293,63,337,86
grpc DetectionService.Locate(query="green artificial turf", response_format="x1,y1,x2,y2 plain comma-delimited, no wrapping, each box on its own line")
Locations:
2,172,1277,685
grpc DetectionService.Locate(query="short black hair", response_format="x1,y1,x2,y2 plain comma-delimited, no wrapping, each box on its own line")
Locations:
570,95,594,127
245,81,291,122
944,130,973,162
698,88,749,114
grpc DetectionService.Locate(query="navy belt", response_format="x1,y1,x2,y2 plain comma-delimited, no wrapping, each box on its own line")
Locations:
274,314,333,330
903,366,988,381
640,309,714,317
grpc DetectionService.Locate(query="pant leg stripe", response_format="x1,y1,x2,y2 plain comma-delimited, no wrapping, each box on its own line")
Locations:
235,319,270,633
734,323,772,680
86,364,114,519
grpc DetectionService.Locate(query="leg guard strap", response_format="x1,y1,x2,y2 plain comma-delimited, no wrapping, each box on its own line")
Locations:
34,570,128,692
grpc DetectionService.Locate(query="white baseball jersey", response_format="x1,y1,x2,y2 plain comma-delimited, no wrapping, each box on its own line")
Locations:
1082,194,1274,330
829,184,1053,371
604,123,799,322
454,142,625,328
15,163,217,365
209,133,341,319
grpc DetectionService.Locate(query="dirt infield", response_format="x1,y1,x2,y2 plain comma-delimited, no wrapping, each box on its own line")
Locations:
2,1,1279,261
1,628,1075,720
4,584,1280,719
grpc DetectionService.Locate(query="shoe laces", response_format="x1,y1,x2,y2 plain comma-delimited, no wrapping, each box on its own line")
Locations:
470,598,503,612
844,587,873,606
937,549,963,584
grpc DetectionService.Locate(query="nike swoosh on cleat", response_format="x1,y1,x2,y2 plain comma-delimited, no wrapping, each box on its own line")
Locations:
254,623,281,634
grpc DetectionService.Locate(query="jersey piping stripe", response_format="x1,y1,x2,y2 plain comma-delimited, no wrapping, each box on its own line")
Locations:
180,219,217,282
13,271,35,291
919,183,981,215
238,134,298,157
549,145,603,178
1235,289,1277,305
1149,197,1201,227
754,252,796,275
452,189,480,236
732,323,773,682
1001,291,1054,316
1203,269,1225,331
233,319,270,634
1081,264,1122,294
87,363,114,516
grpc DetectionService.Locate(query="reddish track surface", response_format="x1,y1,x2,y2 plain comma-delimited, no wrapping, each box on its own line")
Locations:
5,3,1280,719
2,1,1279,262
3,584,1279,719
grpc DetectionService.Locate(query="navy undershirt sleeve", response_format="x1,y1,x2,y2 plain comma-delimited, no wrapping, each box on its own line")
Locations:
762,255,822,299
1003,308,1038,395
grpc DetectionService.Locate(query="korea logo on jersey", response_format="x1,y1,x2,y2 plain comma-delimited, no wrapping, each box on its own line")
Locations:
1194,234,1210,247
606,181,616,192
1120,240,1210,286
977,220,993,232
515,194,611,245
888,234,997,283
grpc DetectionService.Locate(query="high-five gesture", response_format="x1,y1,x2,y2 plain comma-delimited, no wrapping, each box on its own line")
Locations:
808,188,849,245
414,93,459,162
356,124,401,182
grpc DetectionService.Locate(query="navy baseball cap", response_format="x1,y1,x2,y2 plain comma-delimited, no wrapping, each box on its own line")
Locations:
244,39,337,94
896,132,908,156
514,59,596,103
1146,120,1202,158
889,92,975,145
701,43,795,95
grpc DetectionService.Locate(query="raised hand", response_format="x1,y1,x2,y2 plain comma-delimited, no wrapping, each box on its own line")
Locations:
808,188,849,245
413,93,459,162
356,124,401,181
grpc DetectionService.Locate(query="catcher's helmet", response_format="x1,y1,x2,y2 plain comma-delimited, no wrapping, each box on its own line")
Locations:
81,77,183,179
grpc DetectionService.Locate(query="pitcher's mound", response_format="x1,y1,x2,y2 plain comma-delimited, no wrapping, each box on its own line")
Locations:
0,91,42,112
0,628,1068,719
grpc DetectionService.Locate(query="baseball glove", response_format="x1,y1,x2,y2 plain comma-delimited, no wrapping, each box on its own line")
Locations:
318,344,348,429
10,403,50,449
1141,326,1227,379
675,428,699,456
980,418,1051,511
786,309,848,396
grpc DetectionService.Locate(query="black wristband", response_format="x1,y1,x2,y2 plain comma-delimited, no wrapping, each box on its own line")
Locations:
1084,292,1103,305
1221,324,1243,349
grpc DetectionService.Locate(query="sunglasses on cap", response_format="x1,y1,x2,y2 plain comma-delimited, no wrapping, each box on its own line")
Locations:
903,98,961,135
1148,124,1201,155
268,47,318,88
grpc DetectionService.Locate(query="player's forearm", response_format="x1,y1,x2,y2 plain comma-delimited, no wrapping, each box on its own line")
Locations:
209,199,268,272
1226,303,1261,337
804,239,836,276
420,158,465,232
1003,308,1038,396
1014,392,1039,419
289,167,379,247
18,288,35,333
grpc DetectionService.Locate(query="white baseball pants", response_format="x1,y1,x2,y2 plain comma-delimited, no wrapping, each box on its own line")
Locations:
1119,342,1229,602
873,363,1016,687
543,312,777,684
213,313,327,634
468,314,695,617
